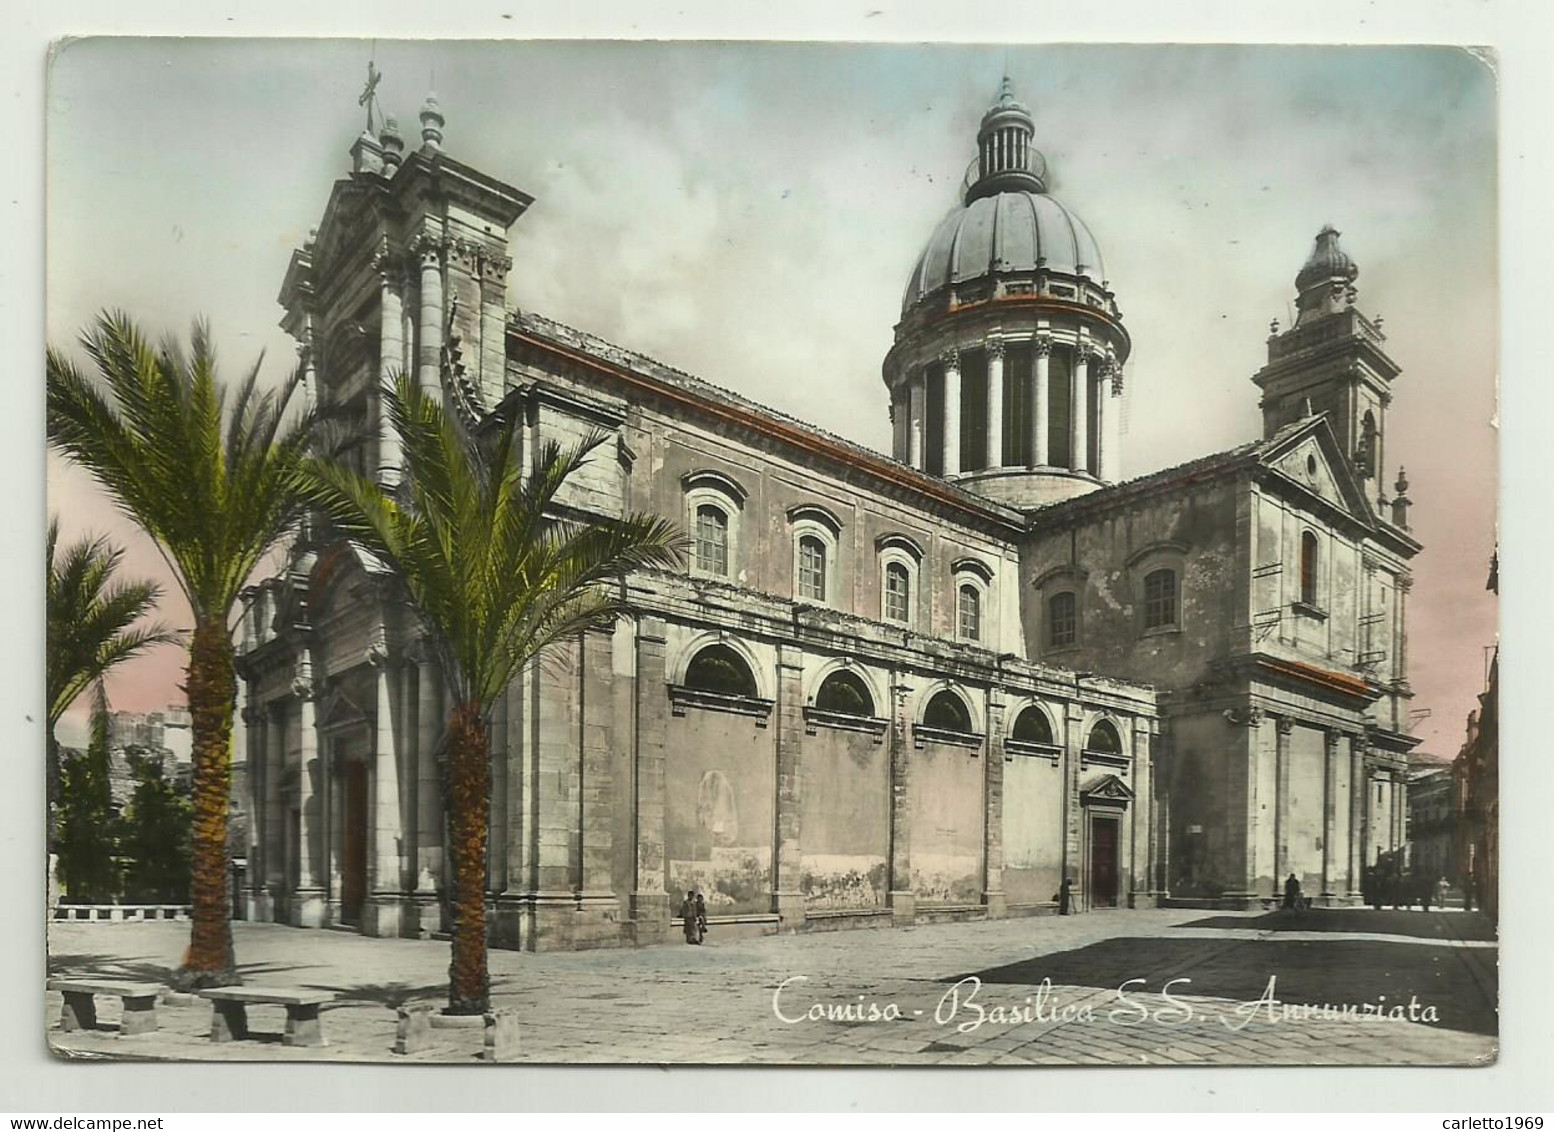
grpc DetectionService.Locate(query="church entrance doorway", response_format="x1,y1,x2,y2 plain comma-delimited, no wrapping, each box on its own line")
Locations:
340,759,368,926
1088,815,1120,908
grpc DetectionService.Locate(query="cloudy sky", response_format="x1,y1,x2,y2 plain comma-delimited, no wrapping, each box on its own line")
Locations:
46,39,1497,753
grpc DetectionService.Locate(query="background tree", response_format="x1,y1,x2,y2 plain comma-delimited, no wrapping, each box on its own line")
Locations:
304,373,683,1014
118,749,194,904
55,681,120,903
47,312,327,987
46,517,173,840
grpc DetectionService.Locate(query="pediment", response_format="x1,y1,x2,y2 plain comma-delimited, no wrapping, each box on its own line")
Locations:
1258,416,1375,528
318,684,372,733
1080,772,1134,805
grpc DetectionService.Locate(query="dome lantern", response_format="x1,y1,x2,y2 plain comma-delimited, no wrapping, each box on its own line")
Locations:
966,76,1047,203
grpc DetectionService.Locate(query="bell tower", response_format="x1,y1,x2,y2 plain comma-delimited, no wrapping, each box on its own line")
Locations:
1252,226,1402,511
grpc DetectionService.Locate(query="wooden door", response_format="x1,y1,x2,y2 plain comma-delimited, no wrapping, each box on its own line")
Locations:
341,760,368,925
1089,815,1119,908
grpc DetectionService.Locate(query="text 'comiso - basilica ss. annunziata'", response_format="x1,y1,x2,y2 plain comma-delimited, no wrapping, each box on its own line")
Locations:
237,80,1421,950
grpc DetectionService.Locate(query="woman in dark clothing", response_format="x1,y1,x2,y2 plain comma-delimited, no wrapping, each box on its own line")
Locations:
679,889,701,944
694,891,708,941
1283,872,1302,911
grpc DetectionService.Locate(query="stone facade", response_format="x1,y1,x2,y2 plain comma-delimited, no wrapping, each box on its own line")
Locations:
236,80,1421,948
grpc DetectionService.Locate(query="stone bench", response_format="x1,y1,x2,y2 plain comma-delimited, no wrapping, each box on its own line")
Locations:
198,986,335,1048
47,977,163,1036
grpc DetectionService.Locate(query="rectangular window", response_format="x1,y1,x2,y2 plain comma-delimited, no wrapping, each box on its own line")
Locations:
1143,569,1178,630
798,537,827,601
695,506,728,576
957,585,981,641
1049,591,1077,648
884,563,910,623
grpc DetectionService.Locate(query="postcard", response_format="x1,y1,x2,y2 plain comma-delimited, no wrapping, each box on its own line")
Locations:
43,38,1498,1066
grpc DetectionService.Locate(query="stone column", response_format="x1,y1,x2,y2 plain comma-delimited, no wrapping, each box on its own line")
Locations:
1321,729,1340,902
887,677,914,924
772,645,806,928
942,349,962,476
985,340,1005,471
1031,337,1051,467
630,618,671,944
1273,717,1293,884
982,690,1006,917
907,372,926,470
1129,718,1155,907
1347,736,1366,900
1071,346,1091,474
293,655,325,927
411,656,443,936
376,249,404,487
415,232,444,398
364,643,405,938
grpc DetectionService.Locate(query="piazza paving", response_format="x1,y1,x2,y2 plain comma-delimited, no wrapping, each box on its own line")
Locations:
45,906,1497,1066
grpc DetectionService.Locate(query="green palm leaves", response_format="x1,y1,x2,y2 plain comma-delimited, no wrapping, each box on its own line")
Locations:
304,373,685,720
46,517,174,737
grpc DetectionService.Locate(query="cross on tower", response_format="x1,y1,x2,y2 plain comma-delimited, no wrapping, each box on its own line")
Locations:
359,60,383,133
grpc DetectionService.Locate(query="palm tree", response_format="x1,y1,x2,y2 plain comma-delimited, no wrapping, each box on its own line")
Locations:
304,373,683,1014
46,517,175,830
47,312,327,987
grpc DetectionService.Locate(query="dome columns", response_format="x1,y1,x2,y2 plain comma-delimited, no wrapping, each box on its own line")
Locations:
890,326,1124,493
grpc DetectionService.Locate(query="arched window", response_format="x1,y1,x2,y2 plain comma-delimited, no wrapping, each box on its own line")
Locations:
884,561,911,624
923,690,973,733
814,670,875,717
1087,720,1123,754
1300,531,1319,606
1012,706,1054,745
683,644,758,698
957,584,982,642
1143,568,1178,631
1048,591,1077,648
797,535,828,601
694,504,729,577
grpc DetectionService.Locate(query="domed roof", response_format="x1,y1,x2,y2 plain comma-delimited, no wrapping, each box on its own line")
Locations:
901,190,1106,316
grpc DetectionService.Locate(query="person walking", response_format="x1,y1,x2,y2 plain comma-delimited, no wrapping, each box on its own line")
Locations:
1056,877,1073,916
1283,872,1302,911
679,889,702,945
694,891,708,942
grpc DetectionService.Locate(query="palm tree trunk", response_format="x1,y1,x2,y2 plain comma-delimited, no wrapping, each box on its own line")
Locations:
446,699,491,1014
181,613,238,986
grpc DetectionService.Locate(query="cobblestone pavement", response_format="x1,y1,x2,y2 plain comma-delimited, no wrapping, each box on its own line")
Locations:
45,907,1497,1067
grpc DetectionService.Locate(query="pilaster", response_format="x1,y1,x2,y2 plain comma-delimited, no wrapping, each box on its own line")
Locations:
1320,728,1341,903
887,677,915,924
362,641,407,939
292,655,325,927
981,689,1006,917
772,645,806,928
1128,718,1157,907
1062,701,1084,904
1273,716,1293,886
629,618,671,943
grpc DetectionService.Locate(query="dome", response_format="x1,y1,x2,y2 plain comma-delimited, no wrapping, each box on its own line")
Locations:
1295,224,1358,292
900,190,1106,316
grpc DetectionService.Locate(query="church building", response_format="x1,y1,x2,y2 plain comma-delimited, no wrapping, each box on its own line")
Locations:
236,79,1417,950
